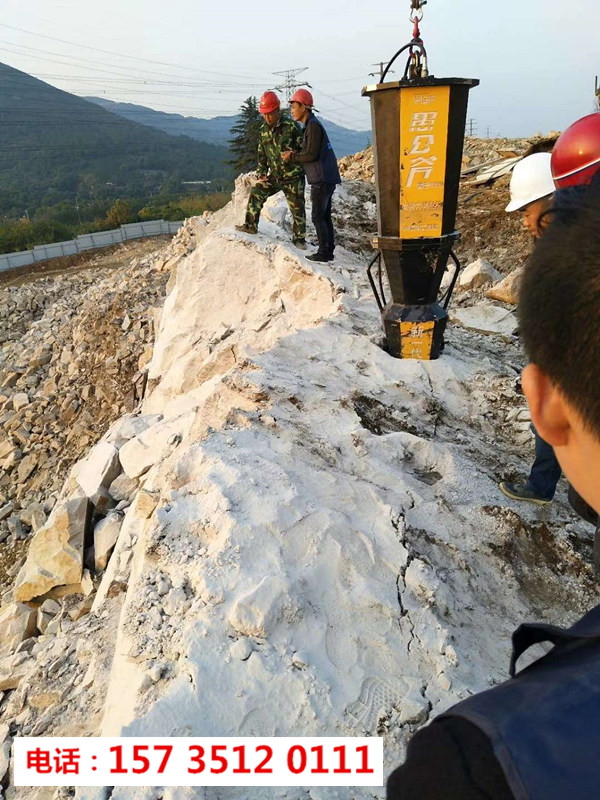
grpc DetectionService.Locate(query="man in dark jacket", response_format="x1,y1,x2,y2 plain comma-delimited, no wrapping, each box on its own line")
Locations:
388,183,600,799
282,90,341,263
236,91,306,249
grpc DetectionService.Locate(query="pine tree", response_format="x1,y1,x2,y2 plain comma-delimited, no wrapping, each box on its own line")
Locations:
228,97,262,175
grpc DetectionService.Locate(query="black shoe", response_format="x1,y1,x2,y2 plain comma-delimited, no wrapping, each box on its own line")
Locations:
499,481,552,506
305,252,332,263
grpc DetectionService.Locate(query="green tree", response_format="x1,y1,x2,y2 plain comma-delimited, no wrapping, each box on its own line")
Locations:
228,96,262,175
105,199,132,228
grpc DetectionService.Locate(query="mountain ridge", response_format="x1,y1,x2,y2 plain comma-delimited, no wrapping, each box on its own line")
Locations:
0,62,231,217
86,96,371,157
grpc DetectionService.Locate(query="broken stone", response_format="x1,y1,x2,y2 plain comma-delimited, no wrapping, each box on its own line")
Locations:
0,721,10,784
93,514,123,572
38,568,94,601
28,691,62,710
451,303,519,337
0,603,37,656
16,454,37,484
108,473,138,503
132,489,159,520
0,655,36,691
12,393,30,412
0,502,13,521
7,516,24,540
14,491,90,602
0,440,14,461
103,413,163,448
74,442,121,500
37,600,61,634
486,266,523,305
458,258,502,291
68,594,94,622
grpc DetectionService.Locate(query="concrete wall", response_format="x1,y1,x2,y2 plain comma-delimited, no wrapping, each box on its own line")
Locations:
0,219,183,273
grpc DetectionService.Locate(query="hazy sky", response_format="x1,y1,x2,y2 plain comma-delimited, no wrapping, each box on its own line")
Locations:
2,0,598,136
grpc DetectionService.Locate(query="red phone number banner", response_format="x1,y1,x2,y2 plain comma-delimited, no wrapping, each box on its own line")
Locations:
14,737,383,787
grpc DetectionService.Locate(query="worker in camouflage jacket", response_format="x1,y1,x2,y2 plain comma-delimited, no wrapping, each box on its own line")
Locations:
236,91,306,248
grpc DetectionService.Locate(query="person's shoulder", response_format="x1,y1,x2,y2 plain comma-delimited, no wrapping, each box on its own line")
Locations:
281,115,301,131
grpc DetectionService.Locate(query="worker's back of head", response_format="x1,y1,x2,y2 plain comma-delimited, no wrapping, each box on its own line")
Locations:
519,174,600,513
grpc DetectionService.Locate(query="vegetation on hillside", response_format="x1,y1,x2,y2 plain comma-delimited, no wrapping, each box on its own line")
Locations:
228,97,262,174
0,62,232,221
0,190,231,255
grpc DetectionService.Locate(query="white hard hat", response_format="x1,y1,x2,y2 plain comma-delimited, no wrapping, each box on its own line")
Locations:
505,152,555,213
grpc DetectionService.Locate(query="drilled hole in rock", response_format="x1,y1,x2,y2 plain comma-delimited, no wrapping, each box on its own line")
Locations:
352,394,422,437
414,469,443,486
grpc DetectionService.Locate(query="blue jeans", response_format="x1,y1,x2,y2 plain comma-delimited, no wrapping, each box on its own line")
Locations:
528,426,561,500
310,182,336,256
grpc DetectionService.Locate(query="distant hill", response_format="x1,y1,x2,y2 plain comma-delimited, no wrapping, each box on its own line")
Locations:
87,97,372,158
0,62,231,218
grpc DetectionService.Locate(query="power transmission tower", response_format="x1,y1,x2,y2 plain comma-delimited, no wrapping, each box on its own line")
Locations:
369,62,394,81
272,67,311,102
486,125,491,139
466,118,478,137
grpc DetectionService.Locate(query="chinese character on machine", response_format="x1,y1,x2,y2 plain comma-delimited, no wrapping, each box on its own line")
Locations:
410,112,438,133
407,156,437,188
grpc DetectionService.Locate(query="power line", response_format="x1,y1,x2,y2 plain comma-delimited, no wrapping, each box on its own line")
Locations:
0,23,274,82
466,118,478,136
369,62,394,81
272,67,311,102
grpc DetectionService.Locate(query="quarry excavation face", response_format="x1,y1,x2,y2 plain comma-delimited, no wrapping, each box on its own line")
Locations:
0,171,598,800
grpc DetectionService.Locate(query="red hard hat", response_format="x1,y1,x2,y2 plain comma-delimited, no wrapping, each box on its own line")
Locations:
289,89,314,107
259,91,280,114
551,113,600,189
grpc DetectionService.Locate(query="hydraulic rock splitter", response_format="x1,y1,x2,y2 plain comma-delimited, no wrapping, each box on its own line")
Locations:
362,1,478,359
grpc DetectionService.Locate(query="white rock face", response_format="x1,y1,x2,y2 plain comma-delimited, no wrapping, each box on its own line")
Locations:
228,576,291,638
7,179,596,798
458,258,502,291
118,412,196,479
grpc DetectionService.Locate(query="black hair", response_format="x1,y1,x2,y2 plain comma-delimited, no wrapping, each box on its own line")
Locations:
519,174,600,438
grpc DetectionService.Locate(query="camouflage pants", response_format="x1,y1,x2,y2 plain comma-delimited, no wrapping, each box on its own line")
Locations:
245,177,306,241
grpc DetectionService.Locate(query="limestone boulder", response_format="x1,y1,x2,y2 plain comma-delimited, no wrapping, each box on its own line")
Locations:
108,474,138,503
458,258,502,291
451,303,519,337
37,599,61,634
118,415,191,479
12,392,30,412
74,441,121,500
14,492,90,602
0,722,9,784
486,266,523,305
93,513,123,572
102,414,163,449
0,603,37,656
0,654,36,691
